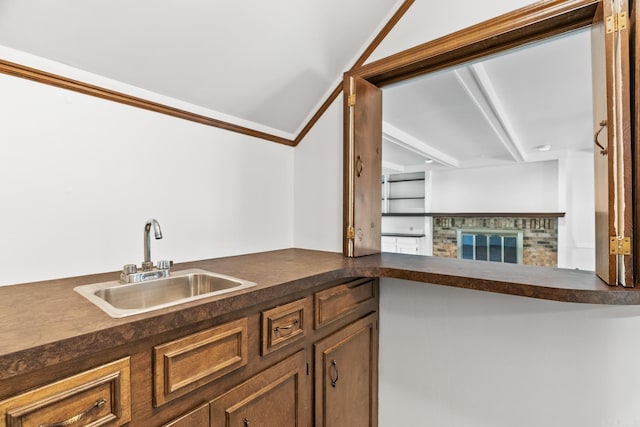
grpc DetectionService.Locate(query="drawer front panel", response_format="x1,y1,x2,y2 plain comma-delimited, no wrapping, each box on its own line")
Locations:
154,317,248,407
261,298,310,355
0,357,131,427
314,278,375,329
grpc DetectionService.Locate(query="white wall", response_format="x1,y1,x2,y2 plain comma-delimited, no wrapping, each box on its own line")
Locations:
430,161,559,213
380,279,640,427
292,0,638,425
293,94,343,252
557,152,596,270
0,71,294,286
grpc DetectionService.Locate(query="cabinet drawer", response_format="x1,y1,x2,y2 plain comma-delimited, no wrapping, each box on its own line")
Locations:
153,318,249,407
0,357,131,427
261,298,310,355
314,278,376,329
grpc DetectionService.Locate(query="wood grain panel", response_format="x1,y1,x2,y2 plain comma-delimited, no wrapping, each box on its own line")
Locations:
353,0,600,86
162,403,210,427
153,317,248,407
0,357,130,427
261,297,310,355
209,350,308,427
315,278,375,329
343,76,383,257
314,314,378,427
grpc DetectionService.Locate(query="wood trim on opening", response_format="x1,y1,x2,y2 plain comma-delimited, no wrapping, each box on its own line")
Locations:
342,0,610,261
351,0,600,86
0,0,414,148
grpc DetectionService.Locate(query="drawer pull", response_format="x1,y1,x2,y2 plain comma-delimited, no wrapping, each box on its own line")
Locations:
330,359,339,388
38,398,106,427
274,319,298,334
244,418,250,427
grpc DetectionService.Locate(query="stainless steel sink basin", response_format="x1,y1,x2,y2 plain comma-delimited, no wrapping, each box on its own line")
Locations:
75,269,256,318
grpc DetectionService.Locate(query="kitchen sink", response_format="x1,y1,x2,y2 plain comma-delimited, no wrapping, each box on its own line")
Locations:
75,269,256,318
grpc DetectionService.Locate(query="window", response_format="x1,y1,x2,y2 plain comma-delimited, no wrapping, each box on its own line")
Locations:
457,230,523,264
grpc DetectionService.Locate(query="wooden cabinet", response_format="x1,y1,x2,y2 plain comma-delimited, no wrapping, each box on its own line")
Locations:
314,277,375,328
0,277,379,427
0,357,131,427
261,297,310,356
153,317,249,407
314,313,378,427
162,403,209,427
210,350,308,427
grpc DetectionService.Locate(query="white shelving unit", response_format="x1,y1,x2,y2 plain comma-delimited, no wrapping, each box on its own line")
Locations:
381,171,432,256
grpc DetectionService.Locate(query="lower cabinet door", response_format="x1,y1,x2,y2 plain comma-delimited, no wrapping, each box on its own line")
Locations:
314,313,378,427
162,403,209,427
210,350,308,427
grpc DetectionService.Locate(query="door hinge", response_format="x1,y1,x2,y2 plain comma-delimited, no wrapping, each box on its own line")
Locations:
348,94,356,107
346,226,355,240
609,236,631,255
606,11,627,33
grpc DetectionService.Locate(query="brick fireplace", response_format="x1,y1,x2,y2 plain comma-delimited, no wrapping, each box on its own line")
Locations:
432,215,559,267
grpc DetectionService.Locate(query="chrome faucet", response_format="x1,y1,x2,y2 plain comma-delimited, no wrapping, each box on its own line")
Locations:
142,218,162,271
120,218,171,283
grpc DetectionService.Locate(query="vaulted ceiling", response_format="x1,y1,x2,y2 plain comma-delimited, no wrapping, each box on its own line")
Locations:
0,0,591,170
0,0,404,139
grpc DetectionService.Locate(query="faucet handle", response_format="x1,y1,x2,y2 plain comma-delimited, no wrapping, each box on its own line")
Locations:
157,260,171,270
122,264,137,275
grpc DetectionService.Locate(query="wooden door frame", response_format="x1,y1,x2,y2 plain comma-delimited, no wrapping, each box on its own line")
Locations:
343,0,637,284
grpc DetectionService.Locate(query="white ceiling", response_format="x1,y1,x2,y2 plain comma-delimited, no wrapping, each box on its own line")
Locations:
0,0,402,137
382,28,594,174
0,1,594,165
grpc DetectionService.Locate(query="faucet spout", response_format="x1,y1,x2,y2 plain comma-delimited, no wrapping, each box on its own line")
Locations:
143,219,162,270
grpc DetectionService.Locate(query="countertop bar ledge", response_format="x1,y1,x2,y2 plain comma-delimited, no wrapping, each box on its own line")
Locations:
1,248,638,380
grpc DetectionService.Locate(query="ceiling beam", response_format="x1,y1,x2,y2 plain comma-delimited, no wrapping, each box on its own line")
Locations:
453,63,527,162
383,122,459,168
382,160,405,173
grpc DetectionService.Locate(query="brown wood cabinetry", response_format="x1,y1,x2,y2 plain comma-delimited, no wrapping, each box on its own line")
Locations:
153,317,249,407
314,277,376,328
0,357,131,427
210,350,308,427
315,313,379,427
162,403,209,427
261,297,310,356
0,277,378,427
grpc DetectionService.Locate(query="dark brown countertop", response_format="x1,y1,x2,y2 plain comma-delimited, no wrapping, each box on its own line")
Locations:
1,248,639,380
